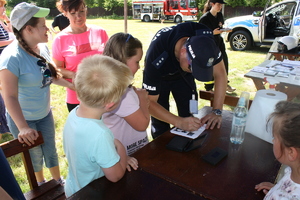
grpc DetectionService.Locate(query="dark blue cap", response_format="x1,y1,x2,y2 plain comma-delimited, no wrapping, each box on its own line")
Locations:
186,35,222,82
210,0,227,4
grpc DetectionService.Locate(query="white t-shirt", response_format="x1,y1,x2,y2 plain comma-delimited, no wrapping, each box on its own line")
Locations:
264,166,300,200
103,87,149,155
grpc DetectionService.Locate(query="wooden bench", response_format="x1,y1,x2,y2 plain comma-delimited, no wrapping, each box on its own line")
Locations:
0,132,65,200
199,90,253,108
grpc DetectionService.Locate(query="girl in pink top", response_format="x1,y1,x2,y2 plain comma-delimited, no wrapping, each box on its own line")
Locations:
52,0,108,111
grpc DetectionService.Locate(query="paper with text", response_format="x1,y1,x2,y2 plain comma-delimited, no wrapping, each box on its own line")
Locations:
170,124,207,139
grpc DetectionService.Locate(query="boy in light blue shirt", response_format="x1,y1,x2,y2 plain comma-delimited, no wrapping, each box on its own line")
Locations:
63,55,133,197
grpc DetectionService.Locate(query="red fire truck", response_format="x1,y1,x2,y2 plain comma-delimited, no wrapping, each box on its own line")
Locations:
132,0,198,23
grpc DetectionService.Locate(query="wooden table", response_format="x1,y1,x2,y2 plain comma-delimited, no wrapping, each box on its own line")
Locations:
67,169,205,200
244,60,300,101
270,50,300,61
266,37,300,61
68,107,281,200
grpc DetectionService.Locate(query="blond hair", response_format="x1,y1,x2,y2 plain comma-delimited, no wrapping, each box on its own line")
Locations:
0,0,6,7
75,55,133,108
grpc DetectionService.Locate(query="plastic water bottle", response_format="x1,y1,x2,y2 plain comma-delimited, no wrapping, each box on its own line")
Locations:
230,92,249,144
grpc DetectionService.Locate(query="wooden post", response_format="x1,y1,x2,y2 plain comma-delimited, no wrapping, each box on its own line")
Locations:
124,0,128,33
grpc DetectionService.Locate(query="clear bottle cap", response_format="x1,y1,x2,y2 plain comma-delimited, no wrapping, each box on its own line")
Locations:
239,92,250,109
238,97,245,107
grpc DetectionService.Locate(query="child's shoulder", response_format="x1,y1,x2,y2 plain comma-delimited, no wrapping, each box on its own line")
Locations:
66,109,106,130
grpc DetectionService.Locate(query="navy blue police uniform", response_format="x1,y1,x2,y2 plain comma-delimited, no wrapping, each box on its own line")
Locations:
199,12,229,91
143,22,222,139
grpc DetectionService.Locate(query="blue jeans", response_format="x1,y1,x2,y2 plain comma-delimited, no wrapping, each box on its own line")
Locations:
7,110,58,172
0,148,25,200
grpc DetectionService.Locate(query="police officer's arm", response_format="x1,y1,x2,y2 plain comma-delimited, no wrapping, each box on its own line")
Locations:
148,94,201,132
200,60,227,129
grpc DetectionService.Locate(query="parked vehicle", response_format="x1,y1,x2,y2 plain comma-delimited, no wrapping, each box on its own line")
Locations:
223,0,300,51
132,0,198,23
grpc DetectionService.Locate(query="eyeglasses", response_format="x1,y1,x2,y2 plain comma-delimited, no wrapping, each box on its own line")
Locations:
186,52,192,71
37,60,53,88
184,42,192,71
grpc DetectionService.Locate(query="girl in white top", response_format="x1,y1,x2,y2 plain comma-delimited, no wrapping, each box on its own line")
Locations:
103,33,150,171
255,101,300,199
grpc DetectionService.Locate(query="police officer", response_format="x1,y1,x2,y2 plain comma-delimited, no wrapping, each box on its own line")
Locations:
142,22,227,139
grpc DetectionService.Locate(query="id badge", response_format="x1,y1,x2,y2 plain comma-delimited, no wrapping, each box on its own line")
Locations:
189,94,198,116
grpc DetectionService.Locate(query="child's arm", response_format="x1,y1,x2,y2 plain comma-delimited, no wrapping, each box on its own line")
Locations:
52,77,75,90
124,88,150,131
102,139,127,182
126,156,138,172
255,182,274,194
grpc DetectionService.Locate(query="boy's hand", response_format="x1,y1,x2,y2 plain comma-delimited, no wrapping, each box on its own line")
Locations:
255,182,274,194
126,156,138,172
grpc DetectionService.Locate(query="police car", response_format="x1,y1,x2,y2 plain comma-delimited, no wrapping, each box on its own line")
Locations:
223,0,300,51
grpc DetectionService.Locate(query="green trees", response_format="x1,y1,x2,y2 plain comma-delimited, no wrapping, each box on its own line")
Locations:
7,0,57,8
197,0,284,10
225,0,246,7
7,0,132,10
6,0,284,12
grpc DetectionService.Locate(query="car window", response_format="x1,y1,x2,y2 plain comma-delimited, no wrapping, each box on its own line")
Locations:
266,2,296,16
188,0,197,8
295,3,300,15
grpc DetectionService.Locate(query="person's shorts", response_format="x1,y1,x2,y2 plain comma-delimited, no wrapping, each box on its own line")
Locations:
7,110,58,172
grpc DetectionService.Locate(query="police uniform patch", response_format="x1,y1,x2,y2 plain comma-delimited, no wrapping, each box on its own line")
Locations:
152,51,169,69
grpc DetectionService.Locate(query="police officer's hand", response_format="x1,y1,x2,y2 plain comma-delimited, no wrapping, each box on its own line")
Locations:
200,113,222,129
177,116,201,132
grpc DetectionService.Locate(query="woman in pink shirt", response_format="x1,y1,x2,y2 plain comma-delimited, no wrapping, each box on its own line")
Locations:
52,0,108,112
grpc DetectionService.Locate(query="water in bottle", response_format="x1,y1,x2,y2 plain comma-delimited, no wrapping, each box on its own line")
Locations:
230,92,249,144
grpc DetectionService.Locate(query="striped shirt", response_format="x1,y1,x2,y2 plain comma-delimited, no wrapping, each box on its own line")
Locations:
0,24,9,55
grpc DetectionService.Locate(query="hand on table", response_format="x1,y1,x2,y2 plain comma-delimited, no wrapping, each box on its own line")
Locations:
255,182,274,194
126,156,138,172
200,113,222,129
18,127,39,146
177,116,201,132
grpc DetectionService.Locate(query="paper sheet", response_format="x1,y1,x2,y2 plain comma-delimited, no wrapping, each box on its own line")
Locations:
252,60,300,76
170,124,207,139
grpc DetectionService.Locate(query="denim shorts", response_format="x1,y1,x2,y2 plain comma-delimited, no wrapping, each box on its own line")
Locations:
7,110,59,172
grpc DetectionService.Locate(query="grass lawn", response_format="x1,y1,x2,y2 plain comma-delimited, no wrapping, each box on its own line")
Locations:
1,19,269,193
